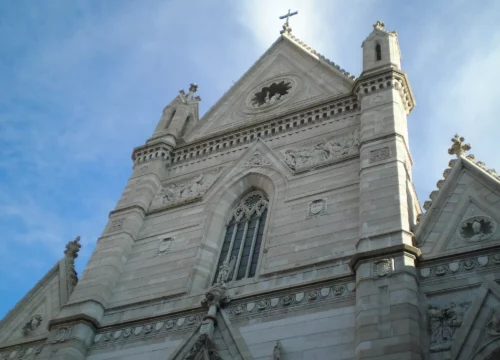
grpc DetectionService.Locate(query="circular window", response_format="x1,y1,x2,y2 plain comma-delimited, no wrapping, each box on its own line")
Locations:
245,77,297,110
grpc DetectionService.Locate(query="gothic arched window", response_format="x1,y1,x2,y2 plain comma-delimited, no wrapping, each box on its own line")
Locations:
375,43,382,61
214,190,269,282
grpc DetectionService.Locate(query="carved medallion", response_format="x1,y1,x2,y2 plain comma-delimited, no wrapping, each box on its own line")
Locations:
370,147,390,162
52,327,71,343
487,313,500,336
157,238,173,255
459,216,496,242
308,199,327,217
374,259,392,277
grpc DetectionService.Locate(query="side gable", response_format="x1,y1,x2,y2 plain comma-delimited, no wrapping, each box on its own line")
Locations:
416,156,500,258
187,34,355,142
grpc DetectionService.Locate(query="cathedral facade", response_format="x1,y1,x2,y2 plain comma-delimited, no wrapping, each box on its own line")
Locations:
2,20,500,360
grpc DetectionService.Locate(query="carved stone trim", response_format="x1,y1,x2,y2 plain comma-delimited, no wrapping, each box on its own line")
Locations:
0,340,45,360
225,280,355,320
171,96,359,166
419,253,500,281
282,129,359,172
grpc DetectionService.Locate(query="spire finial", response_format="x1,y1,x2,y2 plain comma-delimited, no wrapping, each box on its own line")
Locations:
373,20,385,30
279,9,298,35
448,134,471,158
64,236,81,259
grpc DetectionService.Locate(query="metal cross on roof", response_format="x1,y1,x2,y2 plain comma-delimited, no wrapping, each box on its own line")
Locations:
279,9,298,34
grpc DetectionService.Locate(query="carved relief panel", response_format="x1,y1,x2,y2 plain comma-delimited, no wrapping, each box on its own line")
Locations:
282,129,359,172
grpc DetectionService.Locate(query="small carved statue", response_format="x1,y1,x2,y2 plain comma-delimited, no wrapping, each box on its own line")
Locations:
216,257,235,285
64,236,81,259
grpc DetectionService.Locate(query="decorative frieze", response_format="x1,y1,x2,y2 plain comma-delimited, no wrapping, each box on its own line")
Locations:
225,281,355,320
419,253,499,280
150,167,224,210
171,96,359,166
428,301,471,352
282,129,359,172
0,342,44,360
92,314,203,349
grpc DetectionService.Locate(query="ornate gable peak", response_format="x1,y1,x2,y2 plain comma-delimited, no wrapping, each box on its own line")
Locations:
415,135,500,238
281,32,356,81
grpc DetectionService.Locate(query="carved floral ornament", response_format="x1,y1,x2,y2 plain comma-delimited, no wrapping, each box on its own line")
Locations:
282,129,360,172
229,191,269,224
247,78,296,109
157,237,173,255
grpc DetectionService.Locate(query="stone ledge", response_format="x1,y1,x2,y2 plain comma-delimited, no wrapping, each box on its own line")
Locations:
349,244,421,271
49,314,100,331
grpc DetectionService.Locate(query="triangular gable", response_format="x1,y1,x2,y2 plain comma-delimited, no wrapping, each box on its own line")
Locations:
444,281,500,360
0,257,75,347
187,34,355,142
168,310,252,360
416,156,500,258
201,138,291,204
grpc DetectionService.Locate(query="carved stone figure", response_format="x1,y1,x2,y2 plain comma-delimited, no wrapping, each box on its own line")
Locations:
152,167,223,208
283,130,359,171
487,313,500,336
244,152,272,167
21,314,42,336
428,302,471,352
216,257,235,285
64,236,81,295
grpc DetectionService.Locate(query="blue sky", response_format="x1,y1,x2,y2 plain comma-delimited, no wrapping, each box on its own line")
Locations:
1,0,500,318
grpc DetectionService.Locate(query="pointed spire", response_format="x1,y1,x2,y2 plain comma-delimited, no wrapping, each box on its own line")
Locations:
448,134,471,158
64,236,81,259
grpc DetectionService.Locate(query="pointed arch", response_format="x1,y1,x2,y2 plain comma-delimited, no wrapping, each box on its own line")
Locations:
187,166,286,293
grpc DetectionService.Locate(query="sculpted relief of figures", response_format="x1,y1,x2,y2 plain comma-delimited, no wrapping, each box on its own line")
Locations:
428,301,471,352
151,167,224,209
282,129,359,172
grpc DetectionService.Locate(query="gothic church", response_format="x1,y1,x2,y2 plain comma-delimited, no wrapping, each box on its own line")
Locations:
2,19,500,360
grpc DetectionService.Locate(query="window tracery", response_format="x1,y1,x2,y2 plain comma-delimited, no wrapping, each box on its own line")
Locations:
214,190,269,283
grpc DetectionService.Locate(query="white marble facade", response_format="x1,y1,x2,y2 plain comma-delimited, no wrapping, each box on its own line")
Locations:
2,21,500,360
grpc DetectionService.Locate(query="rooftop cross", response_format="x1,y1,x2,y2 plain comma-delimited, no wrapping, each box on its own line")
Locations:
279,9,298,35
448,134,471,158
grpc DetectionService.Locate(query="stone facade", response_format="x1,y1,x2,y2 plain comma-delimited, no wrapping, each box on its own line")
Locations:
1,20,500,360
